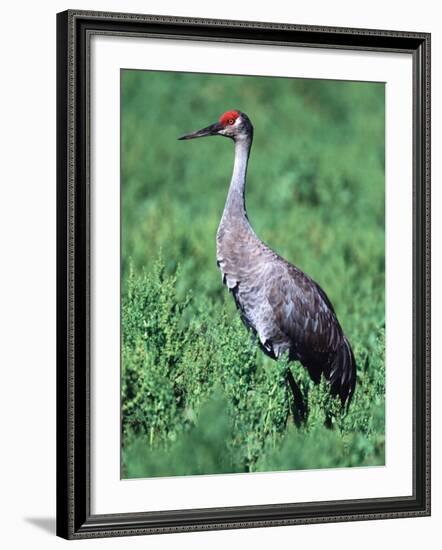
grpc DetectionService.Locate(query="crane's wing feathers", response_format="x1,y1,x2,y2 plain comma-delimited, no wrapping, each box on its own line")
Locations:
266,262,343,356
264,259,356,403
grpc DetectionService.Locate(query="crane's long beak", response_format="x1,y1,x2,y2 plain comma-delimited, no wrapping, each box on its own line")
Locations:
178,121,223,140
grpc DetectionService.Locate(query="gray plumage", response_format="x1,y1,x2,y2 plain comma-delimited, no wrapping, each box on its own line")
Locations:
179,110,356,405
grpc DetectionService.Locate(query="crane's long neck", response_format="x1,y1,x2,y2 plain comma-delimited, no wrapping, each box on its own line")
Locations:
222,137,252,223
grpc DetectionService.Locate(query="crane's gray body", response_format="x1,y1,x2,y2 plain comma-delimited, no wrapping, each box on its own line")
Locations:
180,110,356,403
215,128,356,402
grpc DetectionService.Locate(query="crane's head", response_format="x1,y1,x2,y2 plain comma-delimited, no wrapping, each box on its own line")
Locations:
178,110,253,142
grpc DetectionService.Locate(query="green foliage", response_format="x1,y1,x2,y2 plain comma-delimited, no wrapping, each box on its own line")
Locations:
120,71,385,477
122,261,190,443
122,259,385,478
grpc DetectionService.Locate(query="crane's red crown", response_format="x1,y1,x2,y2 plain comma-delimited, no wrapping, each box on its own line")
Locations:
219,110,240,127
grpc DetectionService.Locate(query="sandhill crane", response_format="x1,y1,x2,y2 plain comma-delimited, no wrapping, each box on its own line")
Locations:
179,110,356,411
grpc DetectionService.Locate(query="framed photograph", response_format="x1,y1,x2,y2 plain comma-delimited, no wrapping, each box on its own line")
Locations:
56,10,431,539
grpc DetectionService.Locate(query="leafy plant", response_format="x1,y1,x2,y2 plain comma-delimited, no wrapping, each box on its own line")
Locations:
121,260,384,478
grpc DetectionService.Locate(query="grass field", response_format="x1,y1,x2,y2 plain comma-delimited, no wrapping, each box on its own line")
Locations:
121,69,385,478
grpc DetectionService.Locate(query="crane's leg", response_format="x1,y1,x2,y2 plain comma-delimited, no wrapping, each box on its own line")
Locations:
286,368,307,425
261,339,307,425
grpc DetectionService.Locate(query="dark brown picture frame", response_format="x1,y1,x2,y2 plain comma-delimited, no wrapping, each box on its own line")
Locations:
56,9,431,539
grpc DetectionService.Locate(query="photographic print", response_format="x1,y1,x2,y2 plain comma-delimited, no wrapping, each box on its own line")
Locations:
120,69,386,479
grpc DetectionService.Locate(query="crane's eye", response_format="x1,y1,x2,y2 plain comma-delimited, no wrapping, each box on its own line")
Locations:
228,118,235,125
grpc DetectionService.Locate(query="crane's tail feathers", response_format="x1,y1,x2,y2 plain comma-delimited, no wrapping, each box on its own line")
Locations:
328,336,357,406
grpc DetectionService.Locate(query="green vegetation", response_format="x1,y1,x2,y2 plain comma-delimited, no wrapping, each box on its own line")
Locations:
121,70,385,478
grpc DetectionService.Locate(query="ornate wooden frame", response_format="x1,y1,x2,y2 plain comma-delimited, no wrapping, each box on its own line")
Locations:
56,10,431,539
